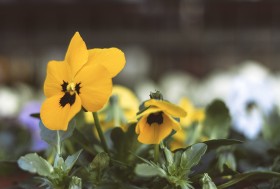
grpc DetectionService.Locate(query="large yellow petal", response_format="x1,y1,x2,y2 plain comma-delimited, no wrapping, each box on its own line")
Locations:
88,48,125,78
75,64,112,112
136,113,174,144
40,94,81,130
144,99,187,118
65,32,88,77
44,60,70,97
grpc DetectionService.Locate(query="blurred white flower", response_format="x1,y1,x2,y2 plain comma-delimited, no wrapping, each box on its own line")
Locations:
15,83,35,107
226,61,275,139
197,71,234,105
159,72,198,103
0,87,20,117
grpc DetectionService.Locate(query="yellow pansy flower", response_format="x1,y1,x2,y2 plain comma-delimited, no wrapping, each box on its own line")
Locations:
84,85,139,130
135,99,187,144
41,32,125,130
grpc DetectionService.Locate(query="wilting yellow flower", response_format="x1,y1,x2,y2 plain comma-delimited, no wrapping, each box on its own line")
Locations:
84,85,139,130
41,32,125,130
170,97,205,150
135,99,187,144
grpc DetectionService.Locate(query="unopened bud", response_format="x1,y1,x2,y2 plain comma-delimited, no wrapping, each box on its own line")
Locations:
200,173,217,189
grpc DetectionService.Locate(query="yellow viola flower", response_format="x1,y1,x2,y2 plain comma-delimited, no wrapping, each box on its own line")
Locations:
111,85,139,123
40,32,125,130
84,85,139,130
135,98,187,144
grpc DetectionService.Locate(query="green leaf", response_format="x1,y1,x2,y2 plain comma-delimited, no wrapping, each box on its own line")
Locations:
30,113,40,119
203,139,242,151
263,109,280,145
174,139,242,155
17,153,53,177
180,143,207,171
110,124,141,162
217,171,280,189
65,149,83,171
163,146,174,166
39,120,75,146
174,150,183,168
135,163,166,177
110,127,125,152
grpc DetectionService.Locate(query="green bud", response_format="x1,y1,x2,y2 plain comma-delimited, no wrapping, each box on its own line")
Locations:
217,146,236,172
54,155,65,170
69,176,82,189
200,173,217,189
149,90,163,100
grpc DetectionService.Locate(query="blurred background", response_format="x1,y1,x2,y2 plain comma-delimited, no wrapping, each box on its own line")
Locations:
0,0,280,160
1,0,280,86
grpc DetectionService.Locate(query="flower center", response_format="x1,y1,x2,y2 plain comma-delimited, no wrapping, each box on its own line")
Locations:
147,112,163,125
67,82,76,94
60,81,81,107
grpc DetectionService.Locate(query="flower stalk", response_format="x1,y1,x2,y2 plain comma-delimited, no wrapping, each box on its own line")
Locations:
93,112,109,153
56,130,61,156
154,144,160,163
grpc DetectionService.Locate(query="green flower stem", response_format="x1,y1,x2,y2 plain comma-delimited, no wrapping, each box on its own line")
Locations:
154,144,159,163
93,112,109,153
56,130,61,156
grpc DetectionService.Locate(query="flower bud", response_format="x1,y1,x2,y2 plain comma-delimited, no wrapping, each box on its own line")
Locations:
200,173,217,189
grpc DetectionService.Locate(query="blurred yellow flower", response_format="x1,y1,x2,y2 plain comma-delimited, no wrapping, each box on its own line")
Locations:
84,85,139,131
41,32,125,130
179,97,205,127
170,97,206,150
135,99,186,144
